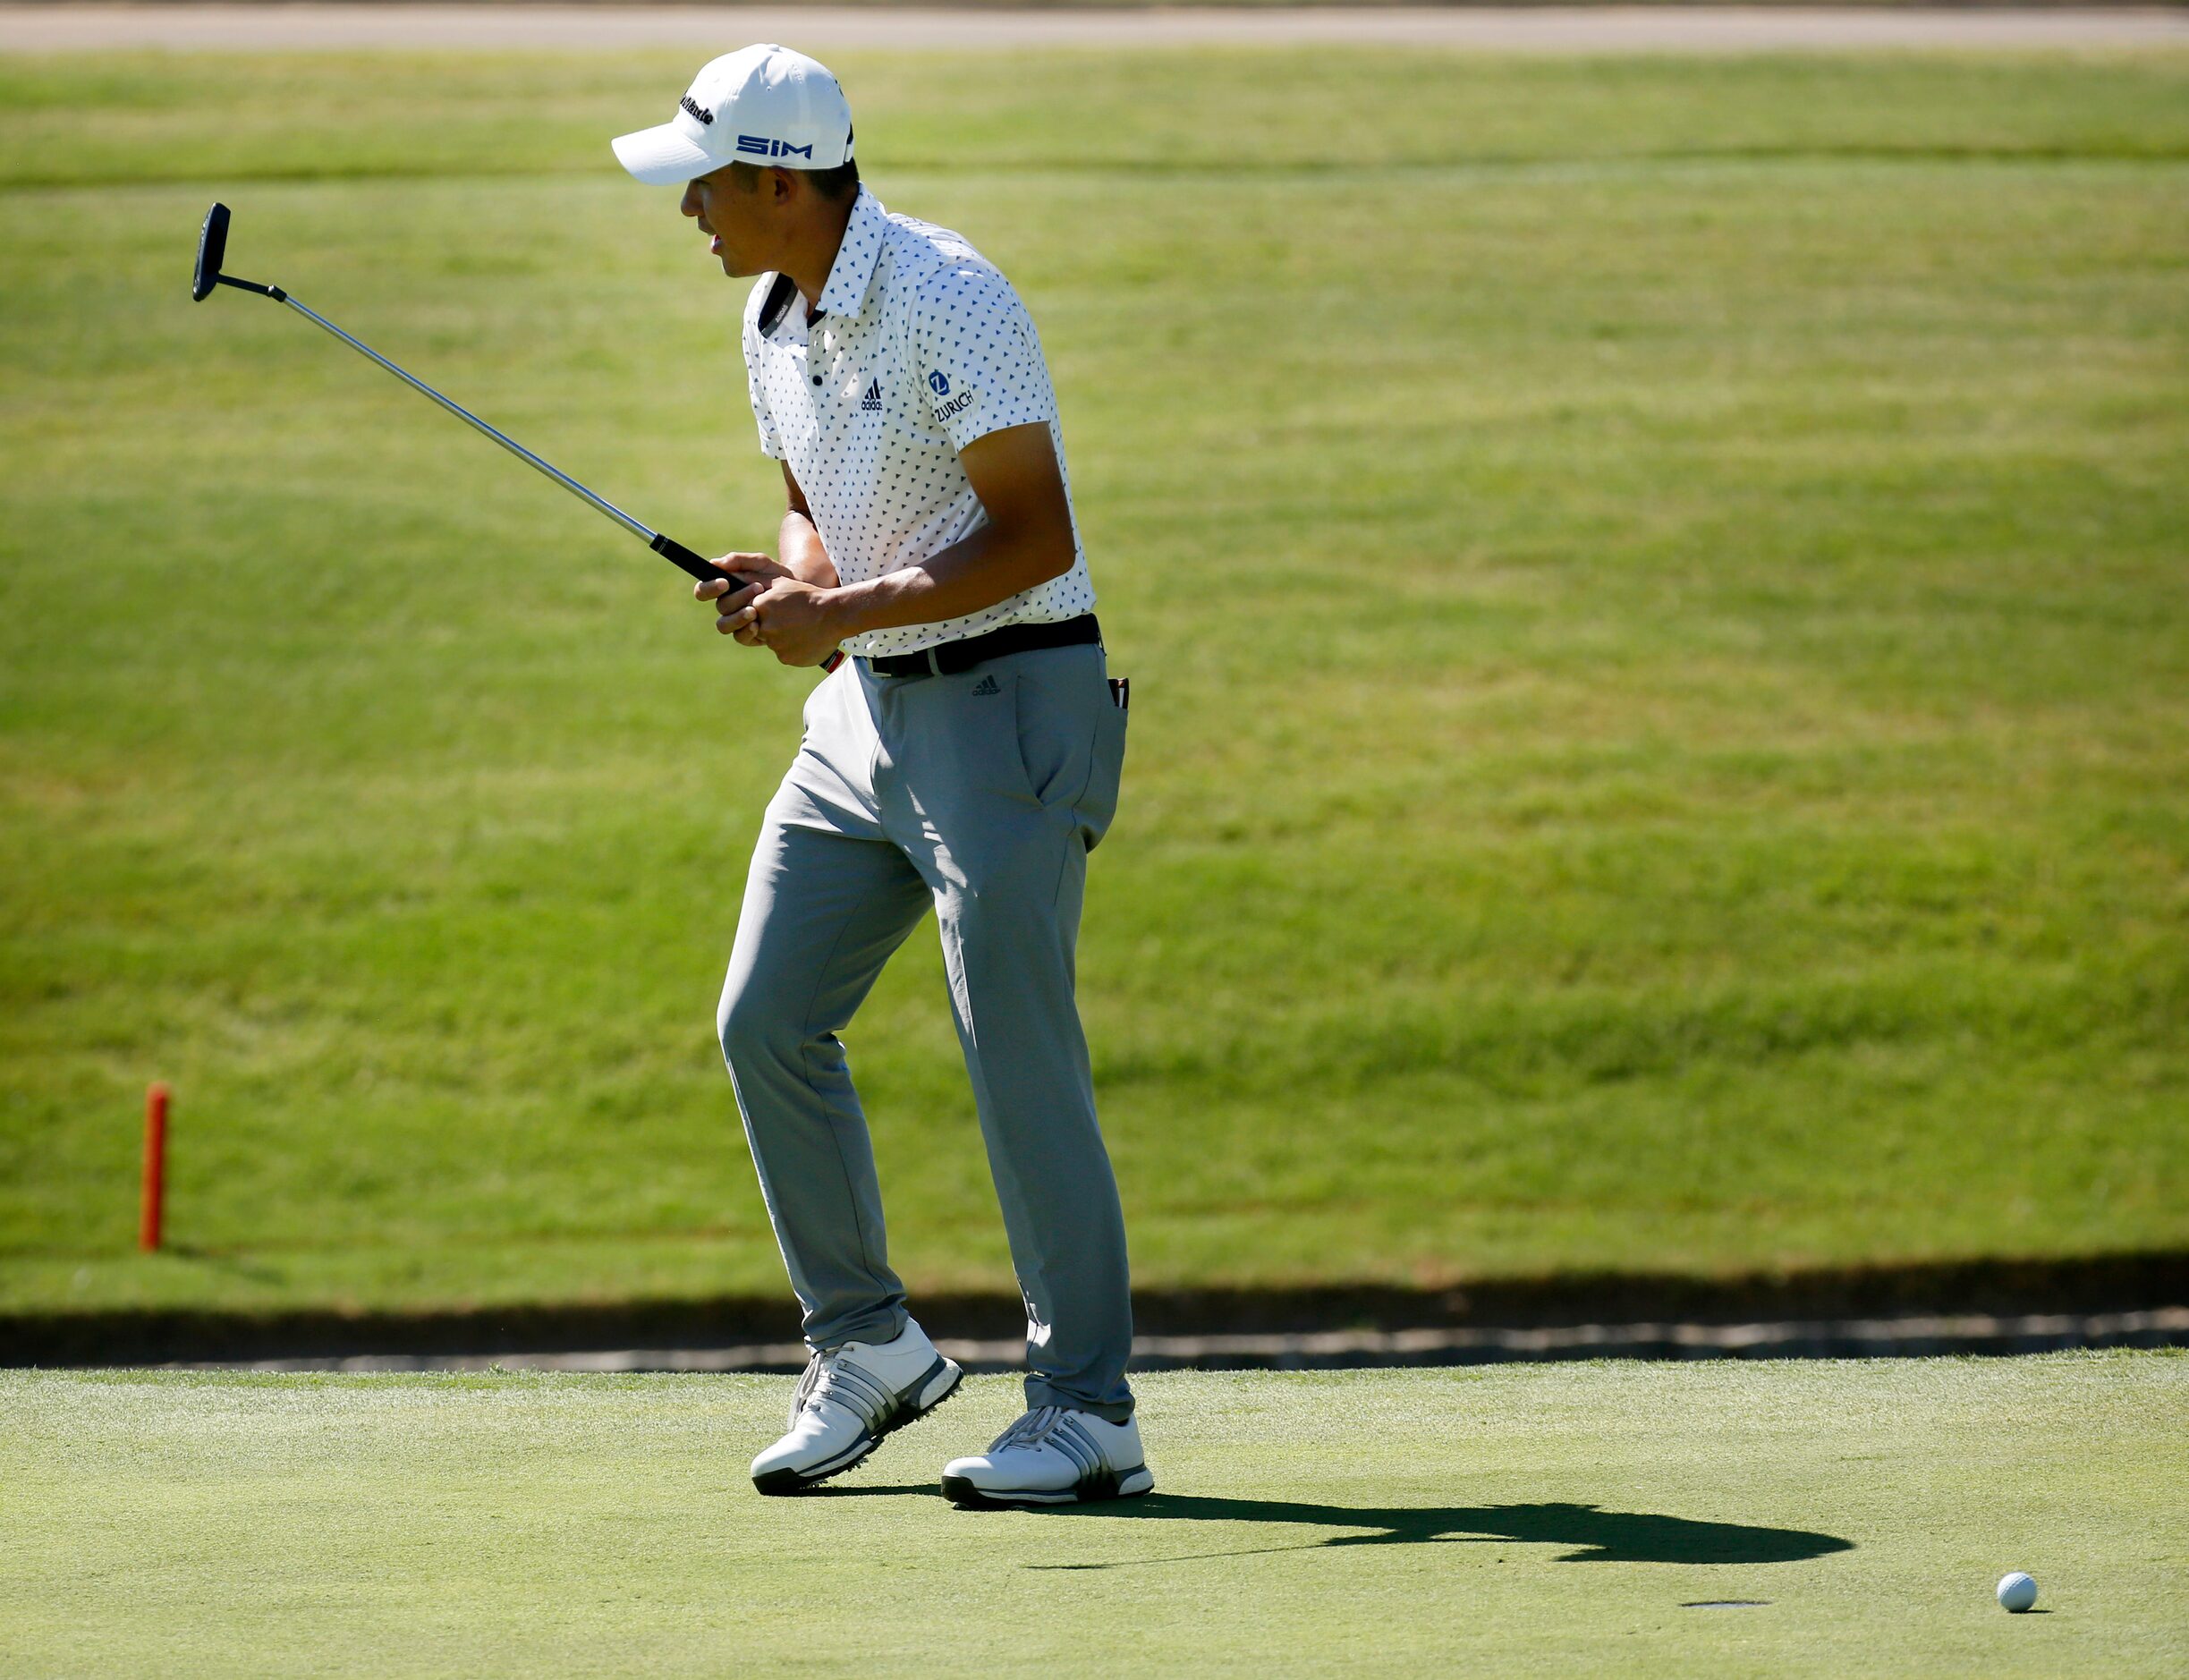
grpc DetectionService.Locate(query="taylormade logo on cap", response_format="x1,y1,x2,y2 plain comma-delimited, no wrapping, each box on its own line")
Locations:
613,44,854,186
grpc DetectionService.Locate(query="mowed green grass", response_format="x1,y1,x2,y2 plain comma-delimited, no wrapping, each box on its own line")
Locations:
2,51,2185,1315
0,1354,2181,1675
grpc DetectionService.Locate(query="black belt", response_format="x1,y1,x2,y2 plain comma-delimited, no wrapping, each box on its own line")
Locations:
861,614,1100,678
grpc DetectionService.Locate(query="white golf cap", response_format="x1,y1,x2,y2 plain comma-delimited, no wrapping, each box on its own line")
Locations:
612,45,853,186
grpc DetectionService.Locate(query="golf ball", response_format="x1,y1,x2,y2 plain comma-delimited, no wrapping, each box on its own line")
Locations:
1997,1572,2039,1613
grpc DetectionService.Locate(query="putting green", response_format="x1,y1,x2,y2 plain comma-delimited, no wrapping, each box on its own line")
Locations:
2,1353,2183,1674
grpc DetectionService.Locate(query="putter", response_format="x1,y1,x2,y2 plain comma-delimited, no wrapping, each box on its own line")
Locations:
192,200,827,658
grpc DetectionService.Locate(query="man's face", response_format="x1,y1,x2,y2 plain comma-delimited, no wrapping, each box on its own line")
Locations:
680,165,768,277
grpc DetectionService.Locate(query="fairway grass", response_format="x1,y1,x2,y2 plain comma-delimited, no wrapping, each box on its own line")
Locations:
3,51,2187,1316
2,1353,2184,1675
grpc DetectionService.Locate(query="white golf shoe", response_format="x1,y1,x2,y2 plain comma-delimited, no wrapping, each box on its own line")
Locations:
940,1404,1154,1507
750,1320,963,1496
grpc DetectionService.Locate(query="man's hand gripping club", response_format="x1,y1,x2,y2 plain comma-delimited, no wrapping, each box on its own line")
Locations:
699,559,847,668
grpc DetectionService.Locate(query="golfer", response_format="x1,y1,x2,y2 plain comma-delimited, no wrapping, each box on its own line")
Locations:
614,45,1148,1507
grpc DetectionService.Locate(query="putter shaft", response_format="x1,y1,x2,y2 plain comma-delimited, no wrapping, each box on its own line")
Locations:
275,291,654,546
193,202,832,658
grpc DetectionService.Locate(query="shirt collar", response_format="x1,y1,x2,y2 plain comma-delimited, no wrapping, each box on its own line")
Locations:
813,186,888,322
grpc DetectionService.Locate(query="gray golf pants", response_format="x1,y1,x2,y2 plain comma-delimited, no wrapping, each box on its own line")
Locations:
717,641,1134,1421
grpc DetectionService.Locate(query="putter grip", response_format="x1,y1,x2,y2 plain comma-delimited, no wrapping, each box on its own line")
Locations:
649,531,725,585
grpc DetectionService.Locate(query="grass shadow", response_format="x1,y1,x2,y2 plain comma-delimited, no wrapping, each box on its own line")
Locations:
1025,1495,1854,1567
793,1482,942,1499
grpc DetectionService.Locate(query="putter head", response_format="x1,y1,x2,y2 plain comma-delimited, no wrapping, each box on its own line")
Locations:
192,202,230,301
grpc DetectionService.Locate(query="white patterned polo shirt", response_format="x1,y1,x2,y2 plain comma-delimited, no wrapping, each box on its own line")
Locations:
740,185,1096,659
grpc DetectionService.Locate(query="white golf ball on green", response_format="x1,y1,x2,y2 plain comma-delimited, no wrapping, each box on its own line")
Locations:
1997,1572,2039,1613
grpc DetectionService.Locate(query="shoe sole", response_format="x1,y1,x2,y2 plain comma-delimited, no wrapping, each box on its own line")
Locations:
940,1464,1154,1509
752,1357,963,1497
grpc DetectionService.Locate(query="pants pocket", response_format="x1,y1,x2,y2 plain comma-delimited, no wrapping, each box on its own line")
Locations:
1009,647,1108,812
1074,693,1127,853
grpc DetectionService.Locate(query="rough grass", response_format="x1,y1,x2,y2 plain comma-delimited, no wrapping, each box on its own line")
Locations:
1,1355,2185,1675
1,51,2185,1316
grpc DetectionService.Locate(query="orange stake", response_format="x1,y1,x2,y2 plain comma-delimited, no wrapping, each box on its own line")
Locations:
140,1082,169,1252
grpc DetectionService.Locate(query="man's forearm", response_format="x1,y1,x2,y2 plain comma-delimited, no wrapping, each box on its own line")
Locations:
777,510,839,589
830,522,1072,640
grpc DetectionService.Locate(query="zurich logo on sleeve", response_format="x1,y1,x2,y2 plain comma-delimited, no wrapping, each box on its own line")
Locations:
928,370,951,395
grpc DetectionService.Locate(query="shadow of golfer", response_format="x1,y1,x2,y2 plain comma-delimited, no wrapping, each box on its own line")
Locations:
1022,1495,1853,1569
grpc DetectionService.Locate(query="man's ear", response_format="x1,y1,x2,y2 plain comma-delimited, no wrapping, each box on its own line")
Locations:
769,167,797,208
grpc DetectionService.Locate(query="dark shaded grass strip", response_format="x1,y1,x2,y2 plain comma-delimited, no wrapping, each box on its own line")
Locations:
6,146,2188,193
